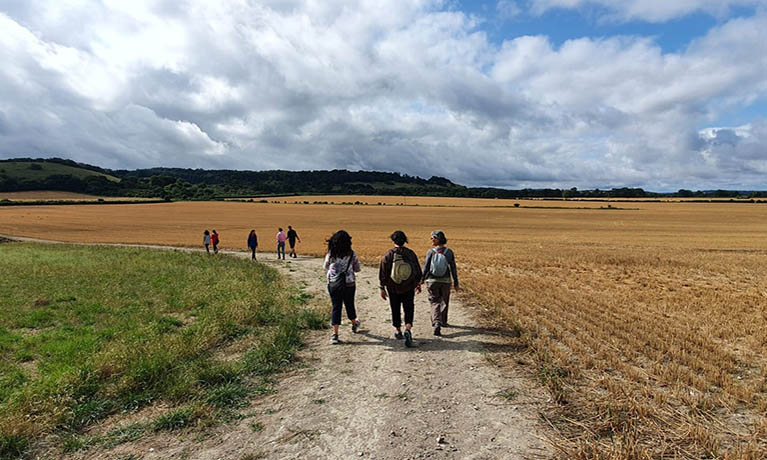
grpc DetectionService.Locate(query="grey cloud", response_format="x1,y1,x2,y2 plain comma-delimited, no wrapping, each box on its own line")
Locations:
0,2,765,190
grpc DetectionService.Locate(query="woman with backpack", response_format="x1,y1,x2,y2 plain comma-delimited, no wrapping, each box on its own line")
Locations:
379,230,422,347
420,230,459,336
323,230,362,345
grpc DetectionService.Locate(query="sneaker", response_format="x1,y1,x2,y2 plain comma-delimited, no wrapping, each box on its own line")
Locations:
352,319,361,333
394,331,404,340
331,334,341,345
433,326,441,336
404,329,413,347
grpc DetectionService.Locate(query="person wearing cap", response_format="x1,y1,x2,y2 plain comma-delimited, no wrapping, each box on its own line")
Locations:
420,230,459,336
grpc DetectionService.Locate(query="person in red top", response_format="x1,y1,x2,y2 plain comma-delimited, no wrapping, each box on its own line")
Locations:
211,229,220,254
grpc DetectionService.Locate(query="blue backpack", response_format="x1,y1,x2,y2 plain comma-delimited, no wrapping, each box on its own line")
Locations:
430,248,449,277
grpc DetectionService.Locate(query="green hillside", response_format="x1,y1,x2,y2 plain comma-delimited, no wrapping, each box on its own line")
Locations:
0,160,120,182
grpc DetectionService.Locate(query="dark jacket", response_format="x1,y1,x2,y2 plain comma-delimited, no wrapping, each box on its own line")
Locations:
247,233,258,248
379,246,422,294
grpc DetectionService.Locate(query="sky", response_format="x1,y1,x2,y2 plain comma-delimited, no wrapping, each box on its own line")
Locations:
0,0,765,190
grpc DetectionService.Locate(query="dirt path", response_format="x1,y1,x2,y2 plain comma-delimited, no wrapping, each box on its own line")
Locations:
3,236,553,459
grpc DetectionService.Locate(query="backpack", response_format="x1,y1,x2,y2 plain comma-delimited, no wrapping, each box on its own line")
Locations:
430,248,449,277
390,252,414,284
328,256,352,295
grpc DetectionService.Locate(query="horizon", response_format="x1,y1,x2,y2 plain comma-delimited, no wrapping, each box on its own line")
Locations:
0,1,765,190
5,156,767,194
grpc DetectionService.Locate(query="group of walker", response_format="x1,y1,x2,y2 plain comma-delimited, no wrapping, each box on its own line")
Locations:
203,226,302,260
204,226,458,347
323,229,458,346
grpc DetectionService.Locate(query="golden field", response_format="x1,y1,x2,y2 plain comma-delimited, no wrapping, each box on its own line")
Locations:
1,197,766,458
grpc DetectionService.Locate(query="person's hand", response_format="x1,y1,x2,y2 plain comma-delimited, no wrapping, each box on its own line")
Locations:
415,284,422,294
380,288,388,300
454,284,461,292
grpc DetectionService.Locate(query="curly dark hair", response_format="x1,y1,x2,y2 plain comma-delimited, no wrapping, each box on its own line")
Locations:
327,230,353,259
390,230,408,246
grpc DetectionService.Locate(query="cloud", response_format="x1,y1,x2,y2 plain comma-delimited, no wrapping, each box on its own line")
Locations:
527,0,766,23
0,1,765,190
497,0,523,19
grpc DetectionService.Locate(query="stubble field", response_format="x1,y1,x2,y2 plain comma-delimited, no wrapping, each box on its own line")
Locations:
1,197,765,458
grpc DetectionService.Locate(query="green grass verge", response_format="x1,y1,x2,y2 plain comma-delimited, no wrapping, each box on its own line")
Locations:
0,243,324,459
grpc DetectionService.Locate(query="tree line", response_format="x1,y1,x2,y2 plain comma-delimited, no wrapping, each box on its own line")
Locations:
1,158,765,200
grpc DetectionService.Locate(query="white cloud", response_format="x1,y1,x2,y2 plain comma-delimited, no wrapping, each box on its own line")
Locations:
528,0,766,22
497,0,523,19
0,1,765,189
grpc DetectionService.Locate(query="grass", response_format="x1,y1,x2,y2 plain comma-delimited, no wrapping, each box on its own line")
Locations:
248,421,264,432
0,161,119,182
0,243,325,459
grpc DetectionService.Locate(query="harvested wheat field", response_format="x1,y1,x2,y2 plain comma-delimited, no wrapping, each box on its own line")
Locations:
2,198,766,458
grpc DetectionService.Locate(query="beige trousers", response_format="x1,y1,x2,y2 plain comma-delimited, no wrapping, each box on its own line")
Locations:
427,282,451,327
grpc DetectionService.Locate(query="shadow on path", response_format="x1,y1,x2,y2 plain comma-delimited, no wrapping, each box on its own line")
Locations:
349,328,527,354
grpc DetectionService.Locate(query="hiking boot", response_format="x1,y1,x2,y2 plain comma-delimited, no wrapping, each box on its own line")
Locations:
433,326,441,336
352,319,361,333
394,331,404,340
331,334,341,345
404,329,413,348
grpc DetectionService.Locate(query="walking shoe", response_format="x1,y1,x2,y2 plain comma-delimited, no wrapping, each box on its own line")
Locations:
433,326,441,336
394,331,404,340
404,329,413,348
352,319,361,333
331,334,341,345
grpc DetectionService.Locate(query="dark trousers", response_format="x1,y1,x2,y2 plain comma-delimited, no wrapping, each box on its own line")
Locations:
277,241,285,259
250,246,256,259
329,284,357,326
388,289,415,328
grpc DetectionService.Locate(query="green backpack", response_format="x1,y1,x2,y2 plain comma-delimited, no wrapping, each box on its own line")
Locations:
390,252,413,284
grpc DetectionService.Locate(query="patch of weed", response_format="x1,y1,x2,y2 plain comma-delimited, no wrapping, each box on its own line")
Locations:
152,407,196,432
60,433,98,453
496,388,519,400
0,433,29,460
248,421,264,432
102,423,146,449
205,383,252,409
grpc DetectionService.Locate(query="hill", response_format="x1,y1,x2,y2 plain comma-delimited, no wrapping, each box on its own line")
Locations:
1,157,765,201
0,159,122,196
0,159,119,182
114,167,465,198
